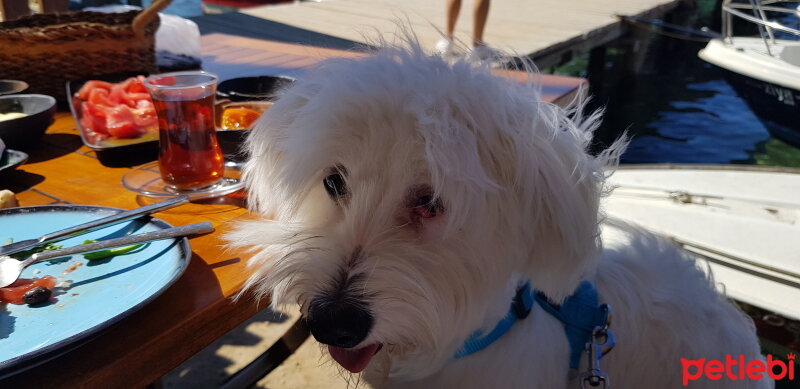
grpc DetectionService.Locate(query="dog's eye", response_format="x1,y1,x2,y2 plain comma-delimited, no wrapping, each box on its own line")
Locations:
323,173,347,199
412,195,443,219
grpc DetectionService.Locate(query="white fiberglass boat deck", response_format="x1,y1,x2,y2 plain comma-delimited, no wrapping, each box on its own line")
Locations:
602,164,800,320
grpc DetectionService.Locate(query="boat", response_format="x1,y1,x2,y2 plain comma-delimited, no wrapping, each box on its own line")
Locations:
601,164,800,351
698,0,800,147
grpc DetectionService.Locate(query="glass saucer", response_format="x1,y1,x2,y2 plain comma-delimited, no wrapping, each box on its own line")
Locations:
122,160,245,199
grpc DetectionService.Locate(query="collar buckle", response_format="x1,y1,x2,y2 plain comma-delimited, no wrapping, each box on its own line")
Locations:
512,283,533,319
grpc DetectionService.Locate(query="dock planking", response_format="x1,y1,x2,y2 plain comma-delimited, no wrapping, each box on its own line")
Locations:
241,0,683,68
200,33,587,107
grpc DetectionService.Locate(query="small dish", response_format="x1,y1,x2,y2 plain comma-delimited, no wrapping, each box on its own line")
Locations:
66,72,157,150
215,100,272,130
122,160,244,199
0,80,29,96
217,75,295,102
0,149,29,173
0,94,56,151
213,100,273,161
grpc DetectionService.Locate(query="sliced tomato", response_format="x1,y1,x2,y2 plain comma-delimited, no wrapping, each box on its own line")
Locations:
90,114,109,136
117,77,134,90
135,99,154,110
81,121,109,142
131,100,157,132
133,114,157,129
88,88,113,107
74,76,155,140
132,104,155,118
0,276,57,305
80,102,109,135
79,114,94,134
83,100,110,117
106,105,140,138
126,78,149,94
148,76,175,86
108,84,136,107
126,92,151,102
108,121,138,138
75,80,112,100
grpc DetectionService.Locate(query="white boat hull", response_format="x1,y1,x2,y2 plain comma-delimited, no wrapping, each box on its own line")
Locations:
602,165,800,320
699,38,800,146
699,37,800,91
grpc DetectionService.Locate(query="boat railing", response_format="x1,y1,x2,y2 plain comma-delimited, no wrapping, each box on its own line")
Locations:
722,0,800,55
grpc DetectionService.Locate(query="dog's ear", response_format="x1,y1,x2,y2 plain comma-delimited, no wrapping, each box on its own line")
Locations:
491,101,625,301
241,84,332,221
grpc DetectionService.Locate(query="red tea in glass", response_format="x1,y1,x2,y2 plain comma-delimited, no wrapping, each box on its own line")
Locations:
145,72,224,191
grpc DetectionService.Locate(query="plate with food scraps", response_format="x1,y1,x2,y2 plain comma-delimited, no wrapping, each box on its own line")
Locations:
0,205,192,377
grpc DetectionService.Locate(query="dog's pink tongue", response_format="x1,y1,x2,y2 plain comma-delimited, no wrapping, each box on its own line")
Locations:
328,344,380,373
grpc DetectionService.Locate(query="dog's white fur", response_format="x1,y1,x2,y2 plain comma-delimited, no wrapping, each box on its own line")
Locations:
227,39,770,388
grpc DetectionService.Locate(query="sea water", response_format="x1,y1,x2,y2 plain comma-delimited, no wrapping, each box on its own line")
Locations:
562,1,800,167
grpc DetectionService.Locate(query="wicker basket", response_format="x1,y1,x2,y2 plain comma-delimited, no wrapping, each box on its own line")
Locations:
0,0,172,102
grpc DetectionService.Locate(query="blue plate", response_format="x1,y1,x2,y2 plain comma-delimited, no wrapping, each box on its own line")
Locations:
0,205,192,377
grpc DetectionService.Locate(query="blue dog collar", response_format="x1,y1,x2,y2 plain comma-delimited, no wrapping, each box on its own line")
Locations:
453,283,534,359
454,281,610,370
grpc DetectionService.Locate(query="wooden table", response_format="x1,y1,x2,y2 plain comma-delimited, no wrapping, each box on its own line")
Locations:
0,34,586,387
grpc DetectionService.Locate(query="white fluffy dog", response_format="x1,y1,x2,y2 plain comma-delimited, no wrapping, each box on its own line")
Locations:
227,40,770,388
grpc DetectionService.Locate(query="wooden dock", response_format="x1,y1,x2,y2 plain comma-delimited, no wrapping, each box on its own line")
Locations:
200,33,588,107
240,0,683,68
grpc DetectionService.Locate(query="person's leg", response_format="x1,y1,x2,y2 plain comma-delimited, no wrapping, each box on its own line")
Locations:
472,0,490,46
445,0,462,40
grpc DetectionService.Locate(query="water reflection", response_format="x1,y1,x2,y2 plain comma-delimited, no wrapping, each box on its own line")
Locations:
555,2,800,167
624,79,771,164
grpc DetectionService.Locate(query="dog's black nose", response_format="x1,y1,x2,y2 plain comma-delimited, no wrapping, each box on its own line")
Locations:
306,297,373,348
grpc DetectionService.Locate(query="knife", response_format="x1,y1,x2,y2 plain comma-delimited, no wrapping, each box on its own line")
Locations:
0,195,189,257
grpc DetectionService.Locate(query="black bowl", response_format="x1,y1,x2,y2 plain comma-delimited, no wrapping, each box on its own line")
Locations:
214,100,274,161
0,149,29,175
216,129,249,162
217,75,295,102
0,80,29,96
0,94,56,151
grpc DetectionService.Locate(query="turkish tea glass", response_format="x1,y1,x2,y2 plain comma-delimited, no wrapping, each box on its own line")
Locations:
144,71,224,191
